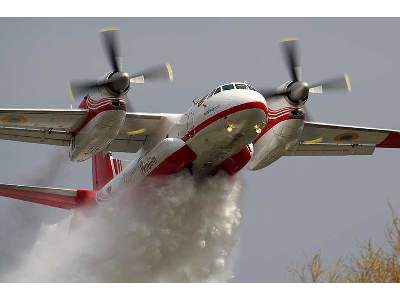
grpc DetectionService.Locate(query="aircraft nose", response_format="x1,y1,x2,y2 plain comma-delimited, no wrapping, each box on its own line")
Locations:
224,99,267,144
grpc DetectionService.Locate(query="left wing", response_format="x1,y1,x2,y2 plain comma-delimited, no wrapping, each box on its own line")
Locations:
286,121,400,156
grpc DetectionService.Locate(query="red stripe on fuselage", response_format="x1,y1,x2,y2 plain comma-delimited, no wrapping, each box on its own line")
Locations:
182,101,268,142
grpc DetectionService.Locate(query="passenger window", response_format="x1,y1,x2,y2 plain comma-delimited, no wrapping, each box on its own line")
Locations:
222,84,235,91
213,87,221,95
235,83,247,89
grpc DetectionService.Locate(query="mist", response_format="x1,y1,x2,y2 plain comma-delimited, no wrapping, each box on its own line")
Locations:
0,150,70,274
2,171,243,282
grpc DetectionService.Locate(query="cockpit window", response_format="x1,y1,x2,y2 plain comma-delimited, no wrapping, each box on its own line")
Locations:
197,96,207,107
247,84,256,91
235,83,247,89
213,87,221,95
222,84,235,91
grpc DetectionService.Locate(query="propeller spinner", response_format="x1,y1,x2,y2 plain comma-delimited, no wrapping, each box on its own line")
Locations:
68,28,174,111
260,38,351,106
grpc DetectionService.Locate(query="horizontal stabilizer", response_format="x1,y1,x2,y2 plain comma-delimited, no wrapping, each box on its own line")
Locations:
0,183,96,209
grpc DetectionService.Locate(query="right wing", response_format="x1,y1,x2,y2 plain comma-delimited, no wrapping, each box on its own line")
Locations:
0,108,88,146
0,109,182,153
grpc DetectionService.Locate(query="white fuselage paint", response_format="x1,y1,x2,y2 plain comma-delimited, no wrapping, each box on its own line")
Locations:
94,83,304,203
89,83,303,202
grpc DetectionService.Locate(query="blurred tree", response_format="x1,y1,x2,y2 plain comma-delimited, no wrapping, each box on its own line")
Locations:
290,204,400,283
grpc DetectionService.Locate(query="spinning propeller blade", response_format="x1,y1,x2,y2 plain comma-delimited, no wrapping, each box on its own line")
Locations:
100,27,121,73
260,38,351,106
68,28,174,112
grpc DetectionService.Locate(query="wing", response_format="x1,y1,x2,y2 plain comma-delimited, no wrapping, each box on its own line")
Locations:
107,112,182,153
0,109,181,153
286,121,400,156
0,109,88,146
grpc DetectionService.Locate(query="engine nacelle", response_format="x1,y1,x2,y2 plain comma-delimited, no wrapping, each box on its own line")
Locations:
69,110,126,162
247,118,304,170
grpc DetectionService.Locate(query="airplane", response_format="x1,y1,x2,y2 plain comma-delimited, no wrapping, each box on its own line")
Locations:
0,28,399,209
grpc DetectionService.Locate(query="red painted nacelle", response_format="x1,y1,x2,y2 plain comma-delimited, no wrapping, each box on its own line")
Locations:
220,145,252,175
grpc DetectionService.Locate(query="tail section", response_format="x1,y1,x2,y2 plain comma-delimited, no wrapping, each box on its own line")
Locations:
0,151,126,210
92,151,125,190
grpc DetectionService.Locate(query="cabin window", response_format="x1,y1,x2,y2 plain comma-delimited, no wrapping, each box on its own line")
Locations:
222,84,235,91
235,83,247,89
247,84,256,91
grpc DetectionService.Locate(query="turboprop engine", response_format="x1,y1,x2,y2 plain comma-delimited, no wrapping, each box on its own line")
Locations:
67,28,173,161
248,38,351,170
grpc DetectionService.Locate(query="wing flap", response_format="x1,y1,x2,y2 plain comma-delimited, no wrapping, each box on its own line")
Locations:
0,184,96,209
0,126,71,146
286,143,375,156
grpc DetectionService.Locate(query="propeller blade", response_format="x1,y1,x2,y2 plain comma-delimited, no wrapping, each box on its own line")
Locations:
68,80,103,99
100,27,121,73
130,75,144,84
280,37,300,82
309,73,352,93
130,63,174,83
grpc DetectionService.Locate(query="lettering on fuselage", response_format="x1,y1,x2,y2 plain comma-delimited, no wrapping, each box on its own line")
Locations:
122,162,139,184
204,105,221,116
139,156,158,176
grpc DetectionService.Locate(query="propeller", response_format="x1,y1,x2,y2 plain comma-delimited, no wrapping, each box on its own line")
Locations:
68,28,174,111
259,38,351,106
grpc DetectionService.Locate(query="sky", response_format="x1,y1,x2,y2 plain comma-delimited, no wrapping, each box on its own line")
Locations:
0,18,400,282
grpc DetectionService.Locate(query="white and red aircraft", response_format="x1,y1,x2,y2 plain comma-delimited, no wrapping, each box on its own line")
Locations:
0,29,399,209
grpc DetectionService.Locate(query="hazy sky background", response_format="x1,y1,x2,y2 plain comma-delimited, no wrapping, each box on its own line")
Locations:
0,18,400,282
